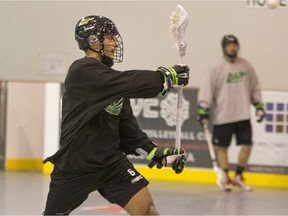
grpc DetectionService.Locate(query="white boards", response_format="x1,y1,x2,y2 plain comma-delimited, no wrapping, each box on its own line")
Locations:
0,1,287,90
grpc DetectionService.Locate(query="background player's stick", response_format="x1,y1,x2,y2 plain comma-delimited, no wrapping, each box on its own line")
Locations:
203,122,228,188
169,5,188,149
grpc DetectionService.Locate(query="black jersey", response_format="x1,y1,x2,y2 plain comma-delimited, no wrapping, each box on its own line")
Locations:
44,57,163,172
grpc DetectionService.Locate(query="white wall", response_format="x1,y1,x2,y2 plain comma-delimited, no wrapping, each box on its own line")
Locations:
6,82,45,160
5,82,60,169
0,1,287,90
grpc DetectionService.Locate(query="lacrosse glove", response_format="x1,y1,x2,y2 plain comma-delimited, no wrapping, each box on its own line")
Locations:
254,103,266,123
172,155,187,174
146,147,187,174
197,106,209,127
157,64,190,96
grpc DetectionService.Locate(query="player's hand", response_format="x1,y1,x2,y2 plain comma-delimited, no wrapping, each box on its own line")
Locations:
169,64,190,86
157,65,190,96
197,107,209,127
146,147,186,174
172,155,187,174
255,103,266,123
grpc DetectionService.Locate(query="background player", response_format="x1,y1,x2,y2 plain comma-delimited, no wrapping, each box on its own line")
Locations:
197,34,265,191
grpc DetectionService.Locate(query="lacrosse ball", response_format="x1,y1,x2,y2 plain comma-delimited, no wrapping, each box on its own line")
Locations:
267,0,278,9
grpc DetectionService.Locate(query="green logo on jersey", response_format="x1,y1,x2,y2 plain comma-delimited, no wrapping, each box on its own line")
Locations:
226,71,247,83
105,98,123,115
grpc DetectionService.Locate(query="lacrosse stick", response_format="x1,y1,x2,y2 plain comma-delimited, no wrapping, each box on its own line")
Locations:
170,5,188,149
147,6,188,169
203,122,229,190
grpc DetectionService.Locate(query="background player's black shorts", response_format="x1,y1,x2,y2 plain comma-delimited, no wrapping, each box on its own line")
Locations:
212,120,252,147
43,159,149,215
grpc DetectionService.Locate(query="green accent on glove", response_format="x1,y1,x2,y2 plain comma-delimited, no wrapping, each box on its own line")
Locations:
157,67,172,97
168,67,178,85
197,108,209,115
255,103,264,109
146,148,157,161
163,148,169,156
146,147,187,172
197,107,209,127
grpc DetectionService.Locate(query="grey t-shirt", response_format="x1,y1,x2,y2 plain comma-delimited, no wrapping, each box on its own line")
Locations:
198,56,263,125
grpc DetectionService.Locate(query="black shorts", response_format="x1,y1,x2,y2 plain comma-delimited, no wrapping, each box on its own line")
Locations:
43,159,149,215
212,120,252,147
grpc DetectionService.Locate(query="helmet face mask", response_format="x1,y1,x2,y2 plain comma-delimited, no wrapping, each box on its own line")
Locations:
75,15,123,66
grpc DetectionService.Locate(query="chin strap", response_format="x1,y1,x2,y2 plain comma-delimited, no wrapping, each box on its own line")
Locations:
88,45,114,67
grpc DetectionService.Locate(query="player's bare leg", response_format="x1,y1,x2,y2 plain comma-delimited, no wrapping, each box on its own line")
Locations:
233,144,253,191
216,147,232,191
124,187,159,215
238,144,252,167
217,146,229,170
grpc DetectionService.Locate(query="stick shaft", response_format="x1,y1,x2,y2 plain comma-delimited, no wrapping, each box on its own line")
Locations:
175,55,185,149
203,125,216,161
175,86,183,149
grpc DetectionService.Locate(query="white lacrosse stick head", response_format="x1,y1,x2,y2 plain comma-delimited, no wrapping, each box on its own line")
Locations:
169,5,189,57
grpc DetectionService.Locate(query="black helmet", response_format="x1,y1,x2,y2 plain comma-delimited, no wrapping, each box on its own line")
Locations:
221,35,239,48
75,15,123,66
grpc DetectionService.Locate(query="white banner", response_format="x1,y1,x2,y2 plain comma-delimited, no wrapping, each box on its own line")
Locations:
229,91,288,171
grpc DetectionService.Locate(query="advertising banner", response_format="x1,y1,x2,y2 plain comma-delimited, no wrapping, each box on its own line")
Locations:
129,88,213,169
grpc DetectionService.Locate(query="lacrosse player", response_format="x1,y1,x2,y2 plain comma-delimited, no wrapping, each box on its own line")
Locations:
43,15,189,215
197,35,265,191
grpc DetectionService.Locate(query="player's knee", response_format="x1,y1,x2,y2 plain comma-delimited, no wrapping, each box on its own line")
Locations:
124,187,159,215
147,204,159,215
217,146,228,153
241,144,252,152
138,199,158,215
